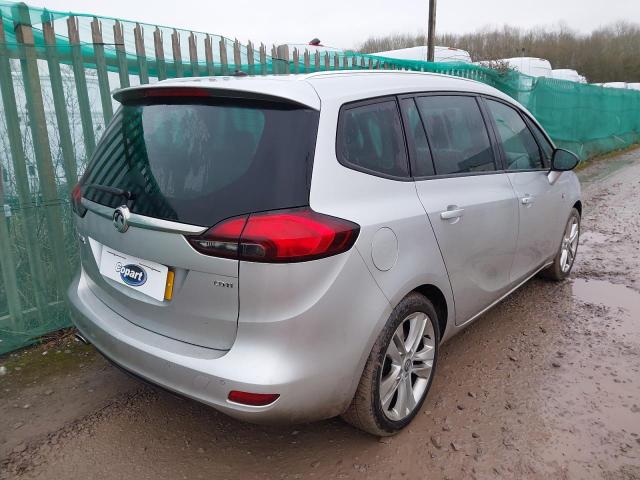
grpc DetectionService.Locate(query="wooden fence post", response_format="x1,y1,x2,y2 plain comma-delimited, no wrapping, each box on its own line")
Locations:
113,20,130,88
333,52,339,70
0,12,47,324
42,12,78,185
15,5,70,293
171,29,183,78
188,32,199,77
204,35,215,76
0,165,22,329
153,27,167,80
324,52,329,70
314,51,320,71
90,17,114,122
67,16,96,157
133,23,149,84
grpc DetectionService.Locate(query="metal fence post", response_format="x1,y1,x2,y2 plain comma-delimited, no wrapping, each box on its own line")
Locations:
188,32,199,77
67,16,96,158
14,4,71,294
153,27,167,81
246,40,255,76
0,11,48,323
113,20,130,88
133,23,149,84
90,17,113,122
171,29,183,78
42,12,78,186
219,38,228,75
204,35,215,76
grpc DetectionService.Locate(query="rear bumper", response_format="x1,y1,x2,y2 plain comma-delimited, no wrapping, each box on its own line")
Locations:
68,250,391,424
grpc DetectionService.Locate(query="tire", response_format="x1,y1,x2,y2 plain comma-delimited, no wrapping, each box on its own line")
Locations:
341,292,440,436
541,207,581,281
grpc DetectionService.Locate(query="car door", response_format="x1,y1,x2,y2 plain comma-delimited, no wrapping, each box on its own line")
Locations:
401,95,519,326
482,98,562,283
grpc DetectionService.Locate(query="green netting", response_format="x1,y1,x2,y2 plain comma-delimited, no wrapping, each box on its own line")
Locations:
1,1,639,354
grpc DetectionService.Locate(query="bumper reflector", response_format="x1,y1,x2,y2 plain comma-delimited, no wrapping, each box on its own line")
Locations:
228,391,280,406
164,270,175,301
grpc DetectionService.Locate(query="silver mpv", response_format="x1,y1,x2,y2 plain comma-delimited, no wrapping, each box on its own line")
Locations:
69,71,581,436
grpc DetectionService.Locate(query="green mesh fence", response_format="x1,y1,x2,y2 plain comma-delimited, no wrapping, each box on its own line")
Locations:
0,1,639,354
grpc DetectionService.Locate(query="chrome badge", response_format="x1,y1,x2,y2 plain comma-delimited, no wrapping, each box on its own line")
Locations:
112,205,130,233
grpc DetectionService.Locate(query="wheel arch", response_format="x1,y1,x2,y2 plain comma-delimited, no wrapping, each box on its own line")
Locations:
412,284,449,341
573,200,582,216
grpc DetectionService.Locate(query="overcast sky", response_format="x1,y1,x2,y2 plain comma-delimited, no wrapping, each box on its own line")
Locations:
23,0,640,49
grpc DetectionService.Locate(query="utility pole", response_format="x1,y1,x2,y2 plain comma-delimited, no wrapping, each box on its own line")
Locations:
427,0,437,62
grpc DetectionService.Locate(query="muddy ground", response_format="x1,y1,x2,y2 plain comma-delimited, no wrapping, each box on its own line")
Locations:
1,148,640,480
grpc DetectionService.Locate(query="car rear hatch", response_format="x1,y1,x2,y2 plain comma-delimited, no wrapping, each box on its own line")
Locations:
73,85,320,350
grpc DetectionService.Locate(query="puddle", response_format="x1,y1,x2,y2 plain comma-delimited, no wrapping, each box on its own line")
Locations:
572,278,640,318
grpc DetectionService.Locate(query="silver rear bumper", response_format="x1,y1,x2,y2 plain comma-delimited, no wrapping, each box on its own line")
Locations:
68,250,390,424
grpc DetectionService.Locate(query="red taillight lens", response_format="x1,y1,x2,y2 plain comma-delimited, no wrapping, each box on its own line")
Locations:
71,183,87,217
227,391,280,406
186,208,360,263
186,215,247,259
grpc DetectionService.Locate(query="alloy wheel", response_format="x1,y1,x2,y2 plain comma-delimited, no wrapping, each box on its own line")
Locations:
560,215,580,273
379,311,436,421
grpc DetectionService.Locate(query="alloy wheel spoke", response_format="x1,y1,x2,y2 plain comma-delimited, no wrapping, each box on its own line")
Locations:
412,360,433,379
402,376,416,415
380,368,401,409
406,313,427,355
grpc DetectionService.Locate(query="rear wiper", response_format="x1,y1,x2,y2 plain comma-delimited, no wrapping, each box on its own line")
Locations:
85,184,134,200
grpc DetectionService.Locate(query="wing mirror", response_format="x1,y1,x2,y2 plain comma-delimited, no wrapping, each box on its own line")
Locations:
551,148,580,171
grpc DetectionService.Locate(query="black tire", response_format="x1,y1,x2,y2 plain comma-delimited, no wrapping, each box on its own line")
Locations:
341,292,440,436
541,207,581,281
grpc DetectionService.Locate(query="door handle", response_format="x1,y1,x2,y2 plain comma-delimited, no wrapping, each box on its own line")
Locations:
521,195,535,205
440,207,465,220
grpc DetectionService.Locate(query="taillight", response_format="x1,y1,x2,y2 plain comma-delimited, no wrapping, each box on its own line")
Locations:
71,183,87,217
186,208,360,263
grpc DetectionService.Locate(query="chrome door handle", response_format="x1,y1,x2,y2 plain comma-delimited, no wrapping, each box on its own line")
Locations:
521,195,535,205
440,208,465,220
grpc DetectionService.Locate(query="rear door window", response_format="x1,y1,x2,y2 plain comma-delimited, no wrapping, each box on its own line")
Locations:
401,98,435,177
485,99,544,171
337,99,409,178
81,97,320,227
415,95,495,175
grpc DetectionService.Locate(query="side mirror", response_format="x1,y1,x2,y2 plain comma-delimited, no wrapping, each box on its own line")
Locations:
551,148,580,171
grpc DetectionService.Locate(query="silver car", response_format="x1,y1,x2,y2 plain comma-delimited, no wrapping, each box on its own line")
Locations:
68,71,581,436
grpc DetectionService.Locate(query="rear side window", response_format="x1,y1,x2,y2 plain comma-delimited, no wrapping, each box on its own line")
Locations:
81,97,319,227
337,100,409,178
486,99,543,170
415,95,495,175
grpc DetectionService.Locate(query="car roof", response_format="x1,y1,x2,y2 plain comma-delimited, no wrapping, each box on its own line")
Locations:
115,70,517,111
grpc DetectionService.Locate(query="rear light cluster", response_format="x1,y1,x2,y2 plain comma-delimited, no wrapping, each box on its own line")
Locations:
71,183,87,217
186,208,360,263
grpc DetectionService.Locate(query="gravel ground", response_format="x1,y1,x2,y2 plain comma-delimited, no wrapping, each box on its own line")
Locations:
1,148,640,480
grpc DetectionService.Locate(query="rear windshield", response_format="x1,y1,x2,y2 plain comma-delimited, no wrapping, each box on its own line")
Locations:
81,97,319,227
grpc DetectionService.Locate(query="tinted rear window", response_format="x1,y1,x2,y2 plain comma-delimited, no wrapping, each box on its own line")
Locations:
81,97,319,227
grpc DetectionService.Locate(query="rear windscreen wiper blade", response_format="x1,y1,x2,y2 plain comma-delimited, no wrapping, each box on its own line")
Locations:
85,184,134,200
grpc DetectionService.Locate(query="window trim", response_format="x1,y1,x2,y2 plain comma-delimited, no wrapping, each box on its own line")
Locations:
479,95,550,173
399,91,502,180
335,95,413,182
